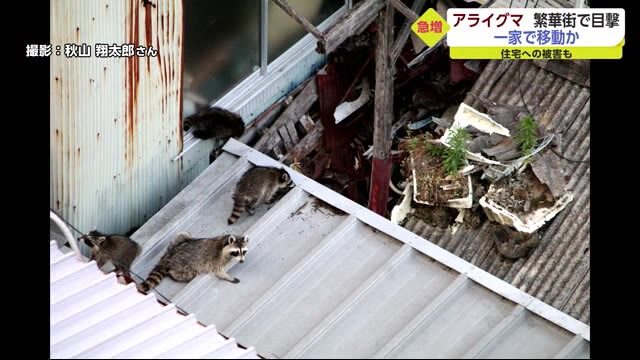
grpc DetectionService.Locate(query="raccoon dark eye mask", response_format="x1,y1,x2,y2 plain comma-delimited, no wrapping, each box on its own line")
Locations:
229,250,247,257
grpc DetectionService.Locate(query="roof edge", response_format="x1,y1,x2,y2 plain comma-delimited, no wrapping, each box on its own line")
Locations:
223,139,590,342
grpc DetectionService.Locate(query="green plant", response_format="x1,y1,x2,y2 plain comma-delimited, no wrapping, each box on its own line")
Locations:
425,141,445,157
442,127,469,175
407,136,418,152
517,115,538,157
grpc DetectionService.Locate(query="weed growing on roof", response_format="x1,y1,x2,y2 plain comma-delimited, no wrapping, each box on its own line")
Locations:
407,136,418,152
425,140,445,158
442,127,469,175
517,115,538,157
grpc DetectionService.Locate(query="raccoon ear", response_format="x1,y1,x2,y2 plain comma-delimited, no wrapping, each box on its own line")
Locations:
97,236,107,244
281,172,290,182
226,235,237,245
243,236,249,243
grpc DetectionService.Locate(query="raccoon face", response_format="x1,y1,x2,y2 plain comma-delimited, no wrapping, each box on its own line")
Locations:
225,235,249,263
95,236,108,246
183,117,194,131
79,234,94,247
87,230,102,238
79,230,101,247
277,170,292,189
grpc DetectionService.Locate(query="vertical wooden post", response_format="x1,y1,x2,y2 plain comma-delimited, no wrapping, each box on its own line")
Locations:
368,3,394,216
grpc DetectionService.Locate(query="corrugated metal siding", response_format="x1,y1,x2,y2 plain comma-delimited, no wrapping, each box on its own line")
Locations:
403,59,590,324
50,0,334,236
50,240,258,358
51,0,185,235
129,139,589,358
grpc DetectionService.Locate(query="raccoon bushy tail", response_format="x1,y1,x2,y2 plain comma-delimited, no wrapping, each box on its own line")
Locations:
172,232,192,246
228,198,249,225
137,263,170,293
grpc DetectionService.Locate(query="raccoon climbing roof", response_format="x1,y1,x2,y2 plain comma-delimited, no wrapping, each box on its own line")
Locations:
128,139,590,359
49,240,258,359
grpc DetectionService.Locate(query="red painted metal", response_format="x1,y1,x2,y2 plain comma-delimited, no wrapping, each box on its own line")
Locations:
368,157,392,216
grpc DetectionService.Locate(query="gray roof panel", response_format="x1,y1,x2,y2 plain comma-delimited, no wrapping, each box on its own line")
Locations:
50,241,258,359
130,139,590,358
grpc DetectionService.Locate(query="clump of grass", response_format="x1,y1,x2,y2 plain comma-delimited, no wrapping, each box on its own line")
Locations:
442,127,469,175
517,115,537,157
407,136,418,152
425,141,445,157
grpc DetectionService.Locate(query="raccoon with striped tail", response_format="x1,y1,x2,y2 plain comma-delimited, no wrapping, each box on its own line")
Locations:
228,166,293,225
137,232,249,293
80,230,141,278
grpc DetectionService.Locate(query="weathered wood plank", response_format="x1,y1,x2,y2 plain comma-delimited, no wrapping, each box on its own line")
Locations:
239,77,312,145
284,122,325,162
389,0,419,23
298,114,316,134
254,79,318,152
391,0,427,64
272,0,325,40
369,3,395,216
272,143,285,159
278,126,294,151
285,121,300,145
372,3,394,160
317,0,386,54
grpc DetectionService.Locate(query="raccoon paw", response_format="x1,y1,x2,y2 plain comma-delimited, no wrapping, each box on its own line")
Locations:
247,208,255,215
136,282,149,293
231,278,240,284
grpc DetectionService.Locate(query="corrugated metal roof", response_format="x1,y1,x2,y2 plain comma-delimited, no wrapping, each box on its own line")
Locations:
403,59,590,325
50,240,258,359
130,139,589,358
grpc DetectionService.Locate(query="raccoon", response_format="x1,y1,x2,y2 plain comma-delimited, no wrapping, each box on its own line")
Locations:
491,224,541,260
349,118,374,151
80,230,141,278
183,106,245,141
330,31,375,64
228,167,292,225
137,233,248,293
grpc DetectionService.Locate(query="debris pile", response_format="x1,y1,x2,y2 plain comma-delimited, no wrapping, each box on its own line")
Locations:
397,99,574,259
243,1,574,260
245,25,481,206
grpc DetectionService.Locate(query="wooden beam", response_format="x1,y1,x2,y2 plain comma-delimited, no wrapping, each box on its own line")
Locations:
317,0,386,54
284,122,325,163
368,3,395,216
390,0,426,64
298,114,316,133
254,79,318,152
239,78,310,146
278,126,295,151
372,4,394,161
388,0,419,23
272,0,325,40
